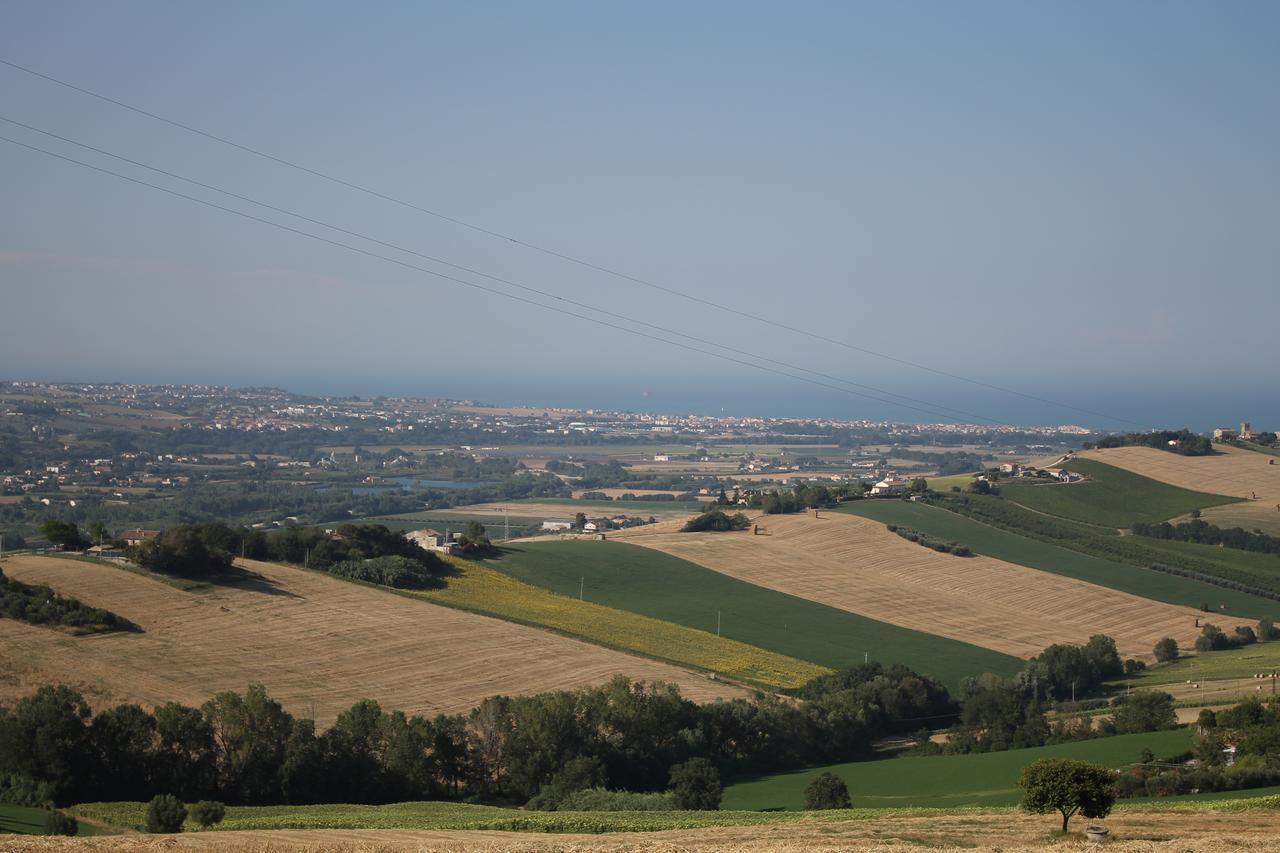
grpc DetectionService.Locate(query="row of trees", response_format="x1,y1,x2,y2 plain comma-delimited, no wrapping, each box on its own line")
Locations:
1089,429,1214,456
0,663,966,811
1132,516,1280,557
124,522,448,584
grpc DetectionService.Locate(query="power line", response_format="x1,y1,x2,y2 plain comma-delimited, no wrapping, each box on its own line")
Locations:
0,57,1151,430
0,133,988,423
0,114,1003,426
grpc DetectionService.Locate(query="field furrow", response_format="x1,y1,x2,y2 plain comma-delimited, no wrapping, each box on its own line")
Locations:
0,555,745,725
615,512,1203,661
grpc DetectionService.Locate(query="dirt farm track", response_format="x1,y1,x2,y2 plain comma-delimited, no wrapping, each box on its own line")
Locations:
5,807,1280,852
0,556,744,724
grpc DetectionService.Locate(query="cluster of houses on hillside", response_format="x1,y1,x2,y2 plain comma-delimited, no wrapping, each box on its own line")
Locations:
995,462,1080,482
540,514,653,534
1214,421,1262,442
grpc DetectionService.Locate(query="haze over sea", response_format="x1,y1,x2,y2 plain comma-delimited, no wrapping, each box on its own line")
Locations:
59,369,1262,433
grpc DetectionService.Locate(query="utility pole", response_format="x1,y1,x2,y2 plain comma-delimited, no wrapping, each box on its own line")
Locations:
304,548,309,569
864,651,869,665
504,508,510,542
579,577,583,601
716,610,721,637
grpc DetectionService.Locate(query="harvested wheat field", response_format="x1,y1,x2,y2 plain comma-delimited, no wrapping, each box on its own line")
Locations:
614,513,1202,660
1079,444,1280,532
9,807,1280,852
0,555,744,724
1078,445,1278,500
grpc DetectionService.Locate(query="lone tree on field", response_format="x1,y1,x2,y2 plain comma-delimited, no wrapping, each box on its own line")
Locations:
145,794,188,833
189,800,225,829
668,757,722,810
1153,637,1179,662
1019,758,1116,833
804,771,852,809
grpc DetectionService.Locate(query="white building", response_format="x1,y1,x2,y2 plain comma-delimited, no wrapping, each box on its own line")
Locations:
871,478,909,496
541,518,574,531
405,528,461,555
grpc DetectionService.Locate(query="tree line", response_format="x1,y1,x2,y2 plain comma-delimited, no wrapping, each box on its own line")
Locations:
126,522,449,589
0,635,1180,814
1088,429,1214,456
0,664,959,811
1132,515,1280,558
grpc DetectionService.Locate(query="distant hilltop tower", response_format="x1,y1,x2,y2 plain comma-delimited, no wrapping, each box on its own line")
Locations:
1241,421,1254,440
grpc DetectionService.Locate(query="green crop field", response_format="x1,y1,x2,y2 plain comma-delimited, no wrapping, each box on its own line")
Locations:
1122,643,1280,686
0,803,109,836
1000,460,1238,528
485,541,1022,690
1134,537,1280,589
722,729,1194,811
836,501,1280,618
924,473,979,491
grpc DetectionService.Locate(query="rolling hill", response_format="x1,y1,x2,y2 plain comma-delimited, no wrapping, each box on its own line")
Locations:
487,540,1021,689
0,555,745,725
611,512,1204,662
999,459,1239,528
837,500,1280,618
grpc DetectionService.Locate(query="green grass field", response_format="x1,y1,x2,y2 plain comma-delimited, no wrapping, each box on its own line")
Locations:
1000,460,1239,528
1135,537,1280,589
0,802,109,836
64,786,1280,835
836,501,1280,618
924,473,979,491
485,541,1022,690
722,729,1193,811
1123,642,1280,686
66,799,919,833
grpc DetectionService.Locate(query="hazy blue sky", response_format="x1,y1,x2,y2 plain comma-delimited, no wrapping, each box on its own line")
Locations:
2,2,1277,428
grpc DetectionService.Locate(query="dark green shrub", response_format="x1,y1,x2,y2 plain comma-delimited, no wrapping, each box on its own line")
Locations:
42,809,78,836
1153,638,1179,662
804,771,852,809
188,800,225,829
145,794,187,833
668,758,722,810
